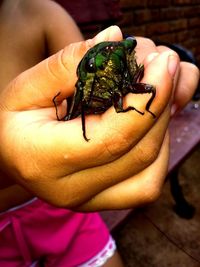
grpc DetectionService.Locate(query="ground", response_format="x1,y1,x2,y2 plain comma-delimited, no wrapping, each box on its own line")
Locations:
115,144,200,267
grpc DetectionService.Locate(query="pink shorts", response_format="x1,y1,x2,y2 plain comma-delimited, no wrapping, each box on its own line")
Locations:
0,198,116,267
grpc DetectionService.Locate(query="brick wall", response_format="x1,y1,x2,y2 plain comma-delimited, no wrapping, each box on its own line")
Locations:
118,0,200,65
77,0,200,66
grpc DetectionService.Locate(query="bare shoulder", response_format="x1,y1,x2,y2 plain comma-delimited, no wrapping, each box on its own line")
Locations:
0,0,65,36
0,0,83,89
17,0,62,15
17,0,73,29
18,0,68,19
18,0,83,53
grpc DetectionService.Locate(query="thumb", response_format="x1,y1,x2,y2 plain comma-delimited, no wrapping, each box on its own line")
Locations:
0,26,122,111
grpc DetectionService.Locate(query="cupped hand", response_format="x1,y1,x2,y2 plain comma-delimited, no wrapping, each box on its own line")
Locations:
0,26,198,210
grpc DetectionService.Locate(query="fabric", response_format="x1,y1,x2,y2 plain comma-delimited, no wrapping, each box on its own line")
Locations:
79,236,116,267
0,198,115,267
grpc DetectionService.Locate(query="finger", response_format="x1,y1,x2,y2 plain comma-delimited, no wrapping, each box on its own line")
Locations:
64,110,170,208
0,26,123,111
20,50,178,178
34,50,177,175
156,45,200,113
171,62,199,115
135,37,158,63
76,133,169,211
25,108,170,207
0,50,178,183
93,25,122,44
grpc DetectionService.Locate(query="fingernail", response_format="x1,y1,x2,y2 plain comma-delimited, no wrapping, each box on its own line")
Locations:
168,55,179,77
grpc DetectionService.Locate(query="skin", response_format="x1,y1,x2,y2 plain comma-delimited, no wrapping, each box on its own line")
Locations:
0,1,124,266
0,0,83,91
0,4,198,266
0,0,83,199
0,24,199,214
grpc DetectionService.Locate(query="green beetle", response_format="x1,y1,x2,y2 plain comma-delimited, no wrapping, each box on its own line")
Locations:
54,37,156,141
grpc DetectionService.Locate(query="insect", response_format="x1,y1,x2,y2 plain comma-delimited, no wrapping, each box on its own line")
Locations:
53,37,156,141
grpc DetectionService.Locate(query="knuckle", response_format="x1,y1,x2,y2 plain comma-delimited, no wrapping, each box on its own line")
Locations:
103,129,133,159
46,50,69,82
144,185,162,203
136,140,160,167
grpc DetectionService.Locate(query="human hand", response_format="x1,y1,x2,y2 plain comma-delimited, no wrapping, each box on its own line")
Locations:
135,37,199,115
0,26,198,210
80,37,199,211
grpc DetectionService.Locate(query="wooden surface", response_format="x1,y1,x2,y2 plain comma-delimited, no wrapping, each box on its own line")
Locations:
168,101,200,172
101,101,200,231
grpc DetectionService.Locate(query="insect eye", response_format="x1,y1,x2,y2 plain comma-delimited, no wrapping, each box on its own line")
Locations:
105,45,114,51
85,57,96,73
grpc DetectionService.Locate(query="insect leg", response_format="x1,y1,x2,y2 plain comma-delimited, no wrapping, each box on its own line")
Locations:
52,92,63,121
81,100,89,142
133,64,144,83
66,86,83,120
130,83,156,118
113,91,144,115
